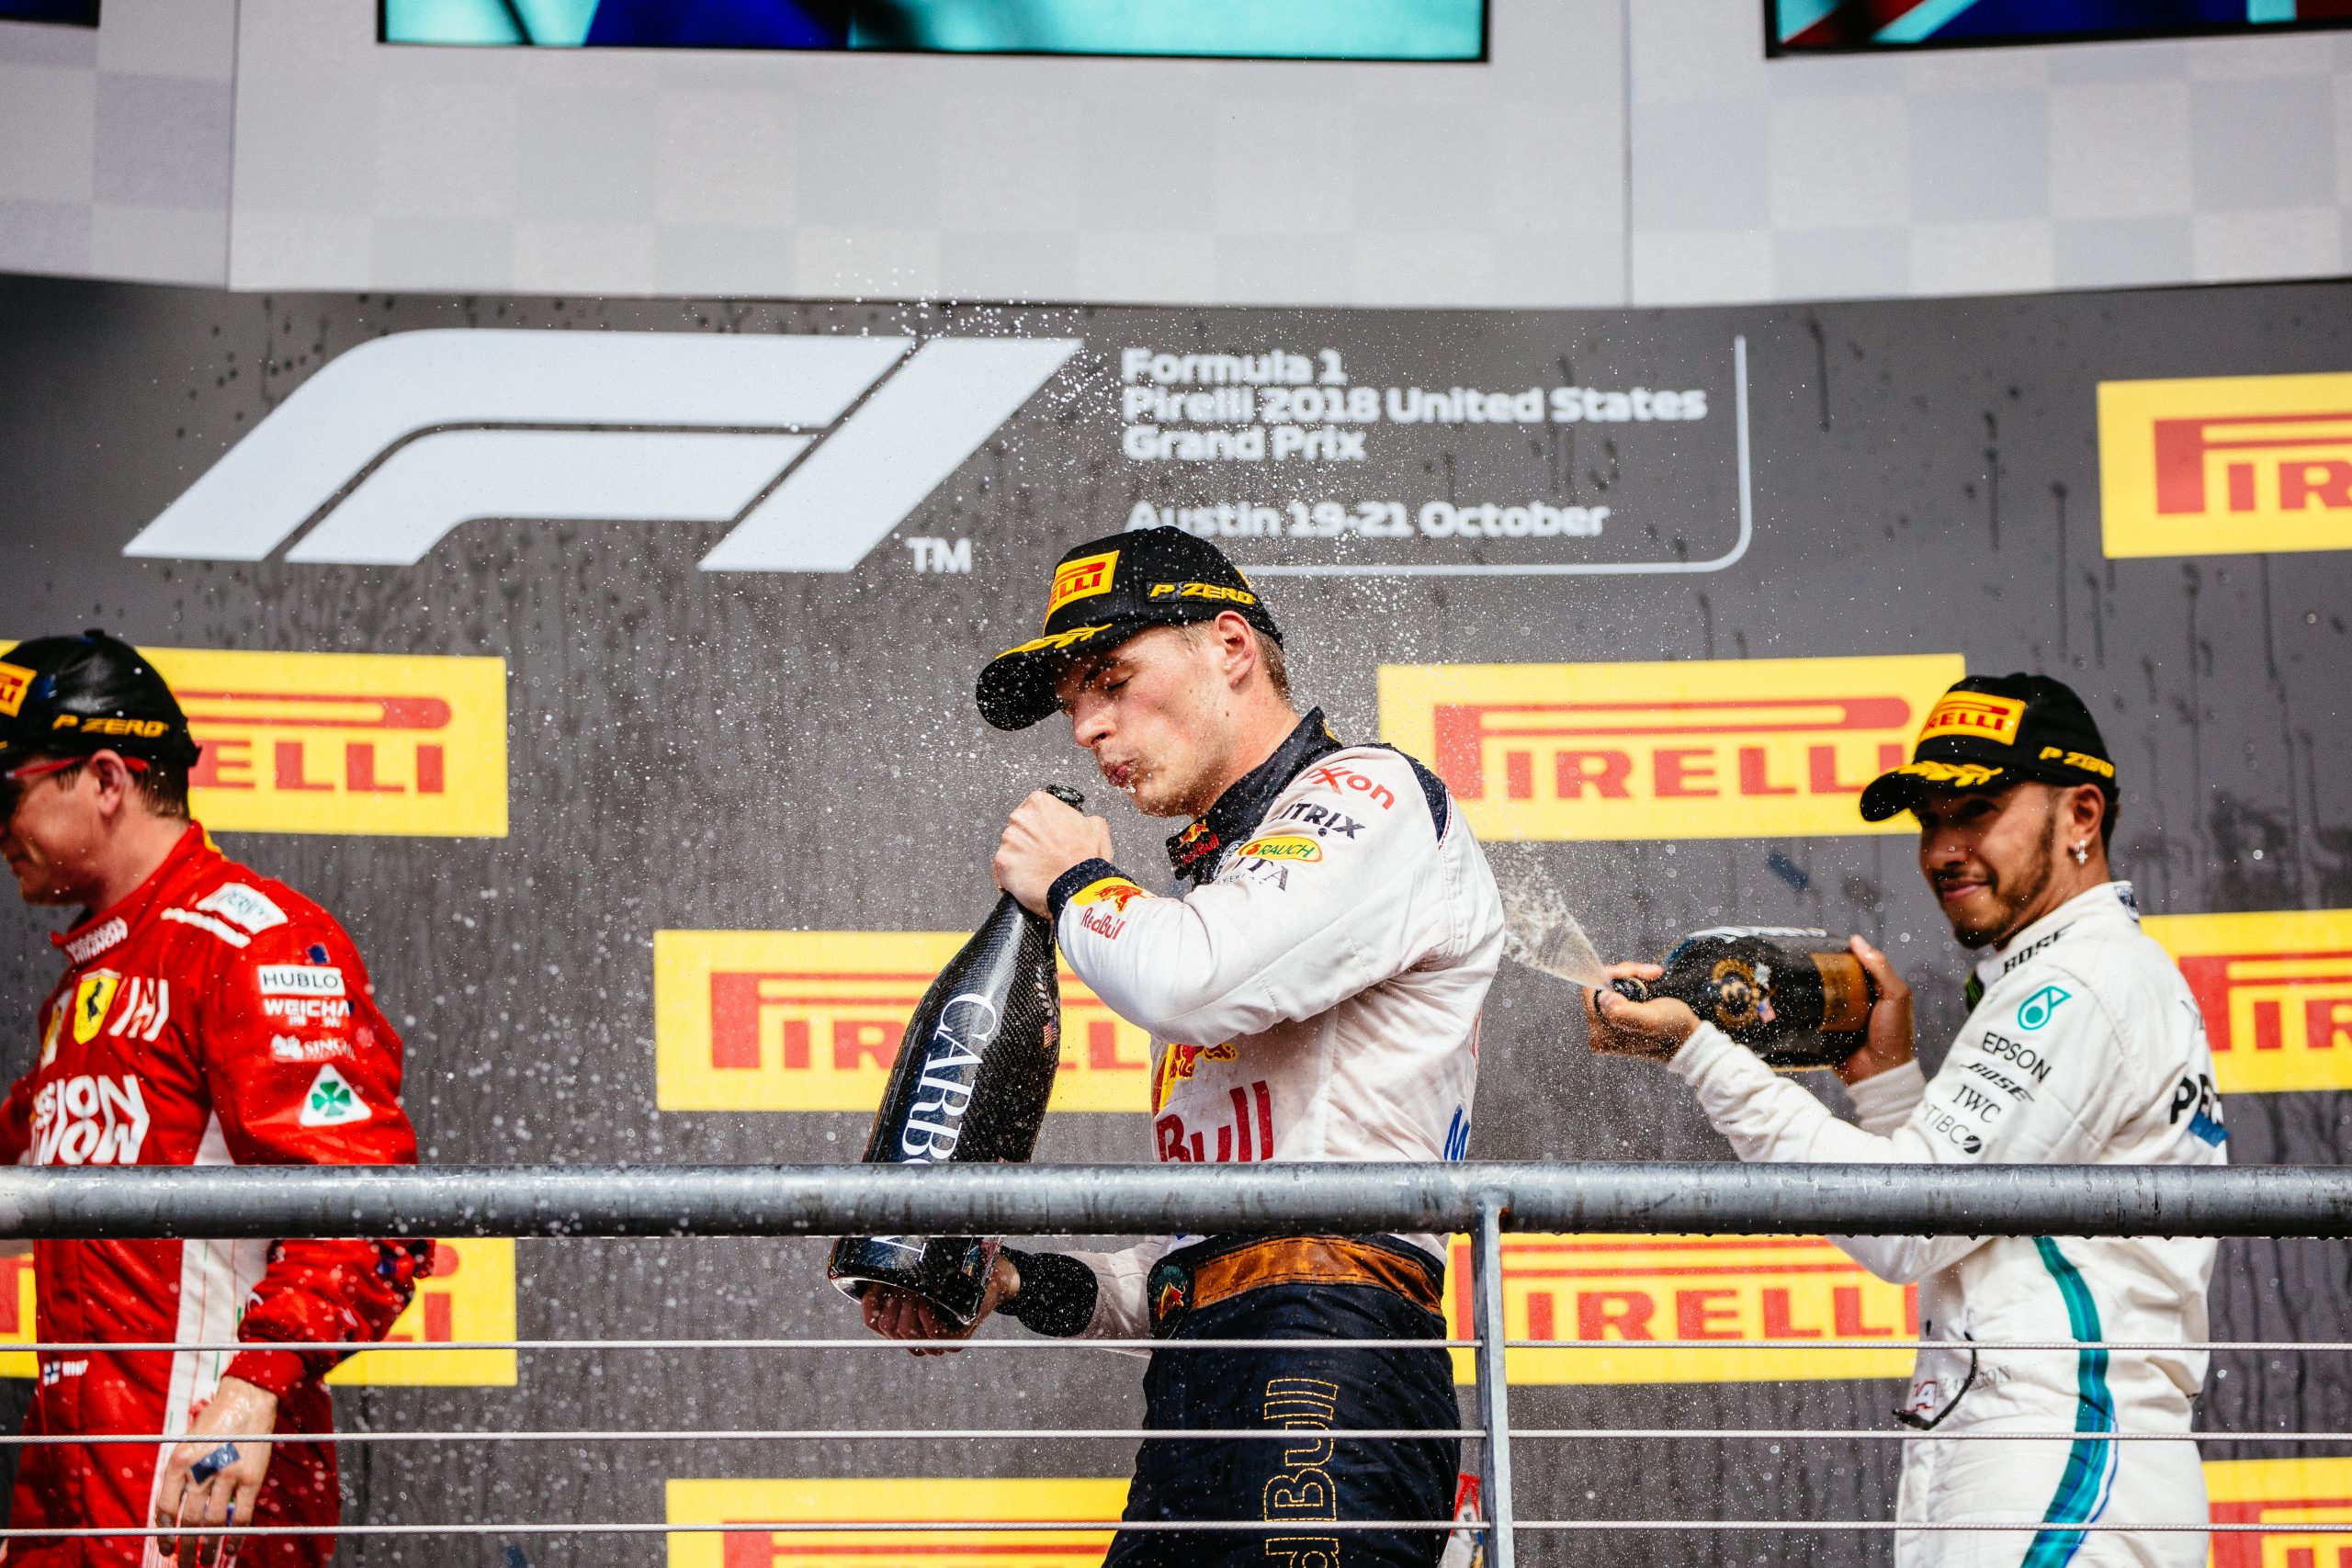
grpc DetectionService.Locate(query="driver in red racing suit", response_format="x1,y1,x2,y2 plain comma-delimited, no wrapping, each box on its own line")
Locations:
0,631,423,1567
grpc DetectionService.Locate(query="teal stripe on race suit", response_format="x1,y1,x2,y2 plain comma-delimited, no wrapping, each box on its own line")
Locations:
2022,1237,2120,1568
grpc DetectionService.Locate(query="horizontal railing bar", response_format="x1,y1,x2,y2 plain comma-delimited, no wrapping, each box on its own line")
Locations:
0,1427,1486,1446
1520,1427,2301,1442
2,1161,2346,1240
1499,1339,2343,1351
3,1520,2324,1539
12,1426,2345,1446
5,1336,2342,1353
0,1337,1471,1353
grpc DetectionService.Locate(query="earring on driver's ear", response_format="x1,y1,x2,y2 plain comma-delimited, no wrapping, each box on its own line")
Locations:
2072,841,2089,864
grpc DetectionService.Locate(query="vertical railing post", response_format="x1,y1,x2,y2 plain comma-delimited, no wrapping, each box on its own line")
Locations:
1470,1191,1515,1568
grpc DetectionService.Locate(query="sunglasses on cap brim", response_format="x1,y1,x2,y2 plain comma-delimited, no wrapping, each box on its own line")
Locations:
0,752,148,815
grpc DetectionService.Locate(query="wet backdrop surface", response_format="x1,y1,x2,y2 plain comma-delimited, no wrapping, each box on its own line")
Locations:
0,275,2347,1563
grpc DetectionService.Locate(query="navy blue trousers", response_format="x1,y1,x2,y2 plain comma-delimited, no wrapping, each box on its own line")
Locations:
1104,1280,1462,1568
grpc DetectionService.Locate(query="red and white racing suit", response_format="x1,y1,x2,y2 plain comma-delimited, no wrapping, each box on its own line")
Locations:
0,825,422,1567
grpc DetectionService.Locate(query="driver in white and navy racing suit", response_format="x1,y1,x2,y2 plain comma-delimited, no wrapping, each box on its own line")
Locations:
1593,672,2224,1568
1033,718,1500,1568
859,527,1503,1567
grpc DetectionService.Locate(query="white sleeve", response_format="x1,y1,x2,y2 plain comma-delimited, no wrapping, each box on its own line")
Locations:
1065,1244,1154,1342
1051,755,1445,1044
1847,1059,1927,1135
1668,965,2123,1285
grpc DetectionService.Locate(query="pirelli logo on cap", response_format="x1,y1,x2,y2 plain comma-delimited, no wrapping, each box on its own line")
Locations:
1915,691,2025,748
0,1239,517,1385
2143,908,2352,1096
1380,654,1964,841
2206,1456,2352,1566
1044,549,1117,622
663,1476,1127,1567
654,931,1150,1113
0,660,32,718
2099,370,2352,558
5,643,510,838
1442,1234,1915,1386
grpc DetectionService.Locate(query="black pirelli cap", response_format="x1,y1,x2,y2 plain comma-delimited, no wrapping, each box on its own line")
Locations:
1860,671,2118,824
0,629,200,768
975,528,1282,731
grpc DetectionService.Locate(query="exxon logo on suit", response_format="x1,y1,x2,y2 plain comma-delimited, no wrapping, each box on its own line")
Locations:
121,332,1082,571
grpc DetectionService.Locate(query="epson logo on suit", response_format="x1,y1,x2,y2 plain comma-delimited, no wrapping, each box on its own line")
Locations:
257,966,346,997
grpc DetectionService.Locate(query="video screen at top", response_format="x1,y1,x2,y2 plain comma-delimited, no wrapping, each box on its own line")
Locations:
381,0,1487,61
0,0,98,23
1771,0,2352,52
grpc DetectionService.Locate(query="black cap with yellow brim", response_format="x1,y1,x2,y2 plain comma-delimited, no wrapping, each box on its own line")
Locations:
1860,672,2119,824
976,527,1282,732
0,629,200,769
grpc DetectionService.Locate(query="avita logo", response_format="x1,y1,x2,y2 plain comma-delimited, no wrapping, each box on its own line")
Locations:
1380,654,1963,841
2100,370,2352,558
123,331,1078,572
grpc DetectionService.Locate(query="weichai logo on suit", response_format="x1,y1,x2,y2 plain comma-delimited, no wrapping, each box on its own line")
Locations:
2143,908,2352,1095
2205,1456,2352,1565
1379,654,1964,840
1441,1235,1916,1385
663,1477,1127,1567
0,1238,517,1384
653,931,1151,1112
2099,370,2352,558
21,643,508,838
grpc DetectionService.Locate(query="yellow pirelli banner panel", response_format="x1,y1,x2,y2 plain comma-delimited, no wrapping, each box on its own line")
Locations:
2206,1456,2352,1566
2099,370,2352,559
4,641,512,837
1379,654,1964,841
1,642,508,838
655,931,1152,1113
2144,909,2352,1096
0,1239,515,1385
329,1238,518,1386
1442,1234,1916,1385
664,1477,1129,1568
0,1255,34,1378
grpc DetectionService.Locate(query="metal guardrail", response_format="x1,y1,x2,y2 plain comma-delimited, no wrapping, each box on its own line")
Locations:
3,1159,2347,1240
5,1161,2344,1567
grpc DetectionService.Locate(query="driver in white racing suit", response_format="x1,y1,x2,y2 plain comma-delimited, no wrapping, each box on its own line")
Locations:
859,526,1502,1567
1590,672,2224,1567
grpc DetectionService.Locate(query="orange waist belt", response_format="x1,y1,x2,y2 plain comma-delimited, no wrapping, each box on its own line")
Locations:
1150,1236,1443,1334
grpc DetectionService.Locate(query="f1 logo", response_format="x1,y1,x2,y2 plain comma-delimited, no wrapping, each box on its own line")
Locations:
123,331,1080,572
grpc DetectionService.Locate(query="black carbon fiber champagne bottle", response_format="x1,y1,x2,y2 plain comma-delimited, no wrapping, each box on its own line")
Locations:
1613,928,1874,1069
826,785,1080,1322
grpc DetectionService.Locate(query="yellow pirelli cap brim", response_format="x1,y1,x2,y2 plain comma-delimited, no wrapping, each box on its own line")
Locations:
975,621,1136,731
1858,759,2018,822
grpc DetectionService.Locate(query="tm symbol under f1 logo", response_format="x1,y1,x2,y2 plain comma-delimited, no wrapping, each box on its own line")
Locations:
905,537,972,573
123,332,1079,573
